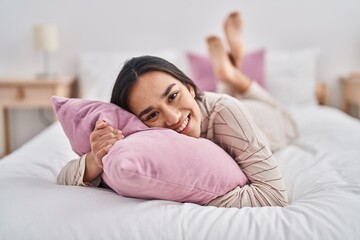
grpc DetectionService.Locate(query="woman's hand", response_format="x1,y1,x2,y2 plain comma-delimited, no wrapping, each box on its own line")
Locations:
84,120,124,182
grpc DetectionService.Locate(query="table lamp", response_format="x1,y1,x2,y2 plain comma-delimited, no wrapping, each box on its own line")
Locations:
33,24,58,79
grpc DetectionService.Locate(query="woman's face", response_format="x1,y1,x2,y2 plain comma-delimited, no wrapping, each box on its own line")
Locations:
127,71,202,138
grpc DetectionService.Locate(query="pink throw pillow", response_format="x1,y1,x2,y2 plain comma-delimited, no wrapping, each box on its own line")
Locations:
52,96,248,205
187,49,266,91
52,96,147,156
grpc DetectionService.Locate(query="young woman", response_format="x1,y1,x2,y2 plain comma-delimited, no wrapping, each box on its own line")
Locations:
57,12,297,208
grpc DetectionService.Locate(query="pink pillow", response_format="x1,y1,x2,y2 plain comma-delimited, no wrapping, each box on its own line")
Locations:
187,49,266,91
52,96,248,205
51,96,147,156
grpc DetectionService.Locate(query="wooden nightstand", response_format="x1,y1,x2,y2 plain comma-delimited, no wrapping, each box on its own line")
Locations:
0,76,77,156
341,73,360,119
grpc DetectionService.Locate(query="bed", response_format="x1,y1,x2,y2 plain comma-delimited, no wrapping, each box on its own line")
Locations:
1,49,360,240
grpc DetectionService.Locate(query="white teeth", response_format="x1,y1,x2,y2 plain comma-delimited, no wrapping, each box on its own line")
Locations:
176,117,189,132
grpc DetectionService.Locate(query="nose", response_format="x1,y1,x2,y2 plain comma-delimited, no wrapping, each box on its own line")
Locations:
163,106,181,127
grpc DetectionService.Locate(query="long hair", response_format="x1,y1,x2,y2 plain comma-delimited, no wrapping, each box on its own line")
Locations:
110,55,201,111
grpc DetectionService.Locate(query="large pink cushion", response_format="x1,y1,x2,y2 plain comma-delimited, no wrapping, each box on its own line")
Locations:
52,96,248,205
52,96,147,156
187,49,266,91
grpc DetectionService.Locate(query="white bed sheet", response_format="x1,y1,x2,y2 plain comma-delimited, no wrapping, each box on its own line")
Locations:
1,106,360,240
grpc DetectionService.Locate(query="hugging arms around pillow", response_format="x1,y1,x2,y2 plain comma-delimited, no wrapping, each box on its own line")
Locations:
53,96,248,205
55,87,292,207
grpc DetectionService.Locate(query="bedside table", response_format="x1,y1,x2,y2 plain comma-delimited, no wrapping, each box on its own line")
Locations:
341,73,360,119
0,76,77,156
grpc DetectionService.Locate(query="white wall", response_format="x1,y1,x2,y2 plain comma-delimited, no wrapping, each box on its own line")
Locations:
1,0,360,151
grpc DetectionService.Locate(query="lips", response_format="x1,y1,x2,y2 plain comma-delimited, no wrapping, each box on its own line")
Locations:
175,115,190,133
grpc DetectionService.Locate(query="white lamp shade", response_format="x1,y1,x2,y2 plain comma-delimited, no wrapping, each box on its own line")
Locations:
33,24,58,52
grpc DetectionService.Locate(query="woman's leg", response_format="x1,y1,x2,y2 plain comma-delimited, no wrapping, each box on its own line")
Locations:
208,11,256,96
224,11,244,69
207,12,298,152
206,35,251,94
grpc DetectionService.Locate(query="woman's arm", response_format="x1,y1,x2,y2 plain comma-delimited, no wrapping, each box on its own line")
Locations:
206,94,288,207
57,120,123,186
57,154,102,186
84,152,103,183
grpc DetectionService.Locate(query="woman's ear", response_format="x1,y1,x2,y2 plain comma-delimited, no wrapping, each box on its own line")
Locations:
187,84,196,98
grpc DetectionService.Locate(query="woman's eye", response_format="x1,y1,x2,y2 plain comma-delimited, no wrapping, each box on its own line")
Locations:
146,112,158,121
169,92,178,102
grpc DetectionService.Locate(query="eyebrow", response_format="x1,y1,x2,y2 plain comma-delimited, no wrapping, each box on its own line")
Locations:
161,83,176,98
138,83,177,119
138,106,153,119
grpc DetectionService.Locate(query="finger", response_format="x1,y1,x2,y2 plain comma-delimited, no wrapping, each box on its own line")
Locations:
98,125,115,135
97,131,121,140
95,138,118,150
91,126,115,139
97,138,118,149
95,120,108,130
114,129,124,139
115,129,123,134
90,130,124,149
117,133,125,140
97,127,123,139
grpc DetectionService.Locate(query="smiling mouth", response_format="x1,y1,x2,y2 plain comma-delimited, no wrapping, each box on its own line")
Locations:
176,115,190,133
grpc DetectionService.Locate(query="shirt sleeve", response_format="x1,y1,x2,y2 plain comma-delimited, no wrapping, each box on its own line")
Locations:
57,154,102,187
206,94,288,207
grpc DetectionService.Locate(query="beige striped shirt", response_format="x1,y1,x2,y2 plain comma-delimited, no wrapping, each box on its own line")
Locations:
200,83,297,207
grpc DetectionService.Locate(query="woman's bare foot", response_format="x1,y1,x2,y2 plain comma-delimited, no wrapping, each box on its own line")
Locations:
207,35,251,93
224,11,244,69
206,36,236,84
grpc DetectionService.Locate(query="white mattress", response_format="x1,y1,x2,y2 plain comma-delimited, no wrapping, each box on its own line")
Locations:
1,105,360,240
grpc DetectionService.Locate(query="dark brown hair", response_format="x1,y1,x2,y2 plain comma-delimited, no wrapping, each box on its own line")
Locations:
110,55,201,111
